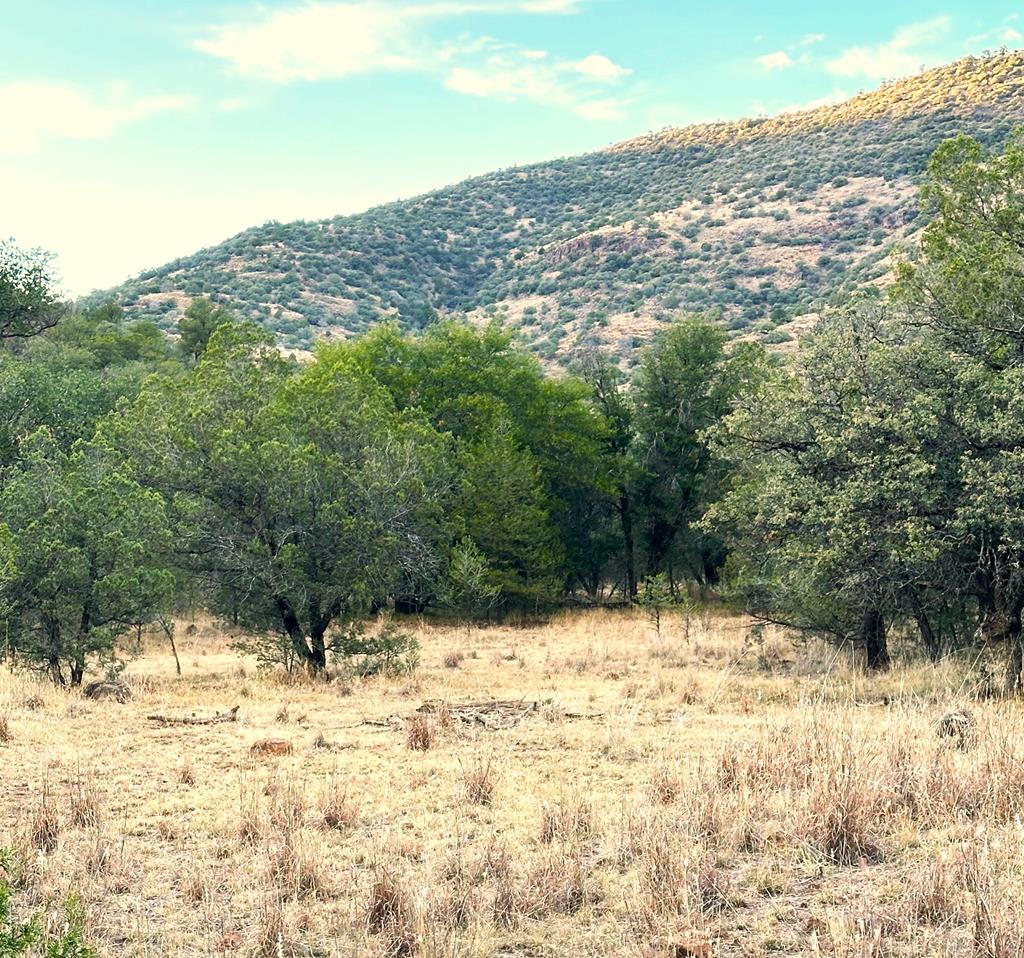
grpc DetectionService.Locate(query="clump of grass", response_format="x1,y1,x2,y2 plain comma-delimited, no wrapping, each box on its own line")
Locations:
804,743,880,865
254,893,289,958
906,853,967,924
28,783,60,852
540,797,593,844
0,714,10,743
178,760,196,786
318,778,358,830
648,765,683,805
443,651,465,670
69,770,103,828
368,864,420,957
524,849,592,916
462,756,498,806
406,716,436,751
266,831,326,899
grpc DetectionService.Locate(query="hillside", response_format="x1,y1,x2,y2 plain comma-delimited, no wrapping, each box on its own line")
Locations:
104,52,1024,364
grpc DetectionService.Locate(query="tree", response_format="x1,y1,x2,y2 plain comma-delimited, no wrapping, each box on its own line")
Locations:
177,297,235,363
0,432,174,685
708,131,1024,684
0,240,65,341
109,324,450,675
346,321,611,604
632,318,766,593
706,306,957,671
576,349,639,600
440,538,499,637
894,130,1024,689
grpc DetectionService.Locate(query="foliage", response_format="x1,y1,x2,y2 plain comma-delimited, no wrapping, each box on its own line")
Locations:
333,620,420,677
632,318,767,590
0,240,64,341
346,320,610,606
0,850,95,957
177,296,235,362
107,324,449,674
441,538,500,622
708,129,1024,683
0,433,173,685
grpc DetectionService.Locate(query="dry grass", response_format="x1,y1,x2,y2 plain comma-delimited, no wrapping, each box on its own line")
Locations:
1,608,1023,956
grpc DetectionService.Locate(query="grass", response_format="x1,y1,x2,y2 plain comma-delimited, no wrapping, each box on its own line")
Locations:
0,608,1022,956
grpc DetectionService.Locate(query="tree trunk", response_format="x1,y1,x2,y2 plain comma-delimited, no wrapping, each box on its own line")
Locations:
70,657,84,687
46,622,65,686
309,626,328,674
618,490,637,601
861,609,890,672
1006,631,1024,696
910,595,941,663
274,596,318,672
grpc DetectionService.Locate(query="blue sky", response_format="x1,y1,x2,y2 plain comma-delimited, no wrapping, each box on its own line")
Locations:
1,0,1021,295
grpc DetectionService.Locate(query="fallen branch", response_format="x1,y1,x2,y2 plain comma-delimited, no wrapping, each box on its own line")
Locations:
148,705,240,727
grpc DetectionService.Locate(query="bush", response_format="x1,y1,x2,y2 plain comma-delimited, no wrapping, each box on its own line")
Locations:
0,849,96,957
334,621,420,678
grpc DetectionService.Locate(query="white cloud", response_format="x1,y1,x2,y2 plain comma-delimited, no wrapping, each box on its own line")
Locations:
195,4,416,82
801,33,825,46
965,25,1023,49
757,51,794,71
196,0,628,121
445,54,625,119
0,82,190,155
573,53,630,82
195,1,591,82
826,16,950,80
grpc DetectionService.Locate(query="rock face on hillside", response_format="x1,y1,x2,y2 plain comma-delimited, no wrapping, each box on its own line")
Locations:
100,52,1024,364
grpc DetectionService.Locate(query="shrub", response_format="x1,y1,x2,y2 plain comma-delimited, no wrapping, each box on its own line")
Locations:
0,849,96,957
335,621,420,678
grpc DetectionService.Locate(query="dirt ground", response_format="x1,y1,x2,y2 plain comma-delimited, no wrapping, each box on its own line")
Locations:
0,608,1021,957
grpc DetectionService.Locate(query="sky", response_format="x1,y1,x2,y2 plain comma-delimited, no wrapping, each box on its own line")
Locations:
1,1,1022,296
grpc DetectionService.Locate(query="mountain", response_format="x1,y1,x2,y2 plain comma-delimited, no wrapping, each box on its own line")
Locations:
103,52,1024,364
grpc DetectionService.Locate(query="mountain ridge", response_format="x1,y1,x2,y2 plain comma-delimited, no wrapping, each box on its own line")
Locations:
100,51,1024,364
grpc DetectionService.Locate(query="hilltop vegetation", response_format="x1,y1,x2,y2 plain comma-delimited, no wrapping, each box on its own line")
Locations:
102,52,1024,361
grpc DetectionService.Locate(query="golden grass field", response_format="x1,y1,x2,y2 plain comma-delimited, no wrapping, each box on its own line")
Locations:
1,608,1023,958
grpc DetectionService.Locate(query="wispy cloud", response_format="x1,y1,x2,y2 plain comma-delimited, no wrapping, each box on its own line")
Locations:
0,82,190,155
445,48,629,118
195,0,629,121
826,16,951,80
756,50,794,71
800,33,825,46
965,25,1023,50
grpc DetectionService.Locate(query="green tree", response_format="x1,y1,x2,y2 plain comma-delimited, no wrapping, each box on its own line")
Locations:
0,433,174,685
177,297,235,363
632,317,766,592
110,324,450,674
709,131,1024,684
0,240,65,341
706,306,958,671
346,321,611,604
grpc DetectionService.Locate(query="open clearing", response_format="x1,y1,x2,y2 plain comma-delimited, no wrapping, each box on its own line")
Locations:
1,609,1022,957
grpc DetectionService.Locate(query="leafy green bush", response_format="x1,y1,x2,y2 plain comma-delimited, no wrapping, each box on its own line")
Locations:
334,621,420,678
0,850,95,958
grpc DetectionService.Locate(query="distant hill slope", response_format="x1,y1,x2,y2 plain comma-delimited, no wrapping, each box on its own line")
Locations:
103,52,1024,364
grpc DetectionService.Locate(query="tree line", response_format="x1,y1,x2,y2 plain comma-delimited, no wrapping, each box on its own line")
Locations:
1,131,1023,689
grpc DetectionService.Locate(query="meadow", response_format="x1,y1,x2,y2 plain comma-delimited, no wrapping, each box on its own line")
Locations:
1,609,1021,958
